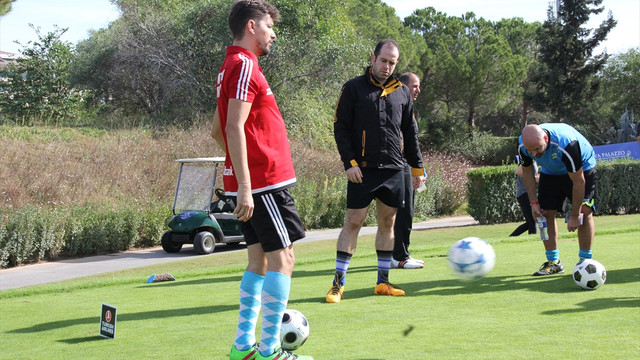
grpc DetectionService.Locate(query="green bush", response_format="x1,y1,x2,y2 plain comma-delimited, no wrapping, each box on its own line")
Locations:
595,160,640,214
466,160,640,224
291,176,347,229
0,205,67,267
466,165,521,225
443,132,518,165
0,203,171,267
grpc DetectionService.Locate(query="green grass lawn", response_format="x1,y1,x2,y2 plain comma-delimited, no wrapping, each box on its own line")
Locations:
1,214,639,360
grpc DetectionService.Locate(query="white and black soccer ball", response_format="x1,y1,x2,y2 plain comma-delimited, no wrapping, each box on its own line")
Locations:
280,309,310,350
573,259,606,290
448,237,496,281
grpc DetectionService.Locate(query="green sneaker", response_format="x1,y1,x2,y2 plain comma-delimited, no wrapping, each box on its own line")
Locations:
533,260,564,276
256,346,313,360
229,344,258,360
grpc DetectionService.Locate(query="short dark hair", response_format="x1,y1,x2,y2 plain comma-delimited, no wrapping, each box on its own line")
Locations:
373,38,399,58
228,0,280,40
399,72,417,85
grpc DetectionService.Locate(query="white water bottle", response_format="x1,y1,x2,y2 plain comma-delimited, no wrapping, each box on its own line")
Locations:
537,216,549,241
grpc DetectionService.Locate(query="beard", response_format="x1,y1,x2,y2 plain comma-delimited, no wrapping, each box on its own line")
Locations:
258,40,273,56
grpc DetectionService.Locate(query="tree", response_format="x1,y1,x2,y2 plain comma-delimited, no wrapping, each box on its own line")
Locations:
526,0,617,124
599,48,640,121
405,8,527,140
582,47,640,144
0,0,16,16
0,25,80,124
494,17,541,130
73,0,367,145
344,0,425,74
73,0,226,118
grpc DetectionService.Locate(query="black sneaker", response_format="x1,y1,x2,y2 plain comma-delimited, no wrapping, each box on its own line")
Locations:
533,261,564,276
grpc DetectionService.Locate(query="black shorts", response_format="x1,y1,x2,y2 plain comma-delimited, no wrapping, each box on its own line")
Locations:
346,168,405,209
538,168,596,211
241,189,306,252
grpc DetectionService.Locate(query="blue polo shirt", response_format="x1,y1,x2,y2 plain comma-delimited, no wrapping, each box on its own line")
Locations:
518,123,596,175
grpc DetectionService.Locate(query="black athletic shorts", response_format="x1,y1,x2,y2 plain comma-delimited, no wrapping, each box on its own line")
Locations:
538,168,596,211
346,168,405,209
241,189,306,252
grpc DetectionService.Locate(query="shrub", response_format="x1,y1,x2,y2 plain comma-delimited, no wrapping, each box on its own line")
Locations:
0,203,171,267
0,205,67,267
421,153,473,216
595,160,640,214
290,176,347,230
466,165,521,224
442,132,518,165
466,160,640,225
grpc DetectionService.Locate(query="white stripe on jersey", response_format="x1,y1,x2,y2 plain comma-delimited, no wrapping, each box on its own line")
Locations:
261,193,291,248
551,141,577,172
236,53,253,101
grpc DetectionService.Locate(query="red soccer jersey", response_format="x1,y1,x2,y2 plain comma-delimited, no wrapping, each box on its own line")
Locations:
216,46,296,194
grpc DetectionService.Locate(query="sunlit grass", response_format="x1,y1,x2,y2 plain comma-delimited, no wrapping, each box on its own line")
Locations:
1,214,638,359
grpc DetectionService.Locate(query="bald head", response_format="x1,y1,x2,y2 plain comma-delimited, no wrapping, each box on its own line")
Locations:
399,72,420,101
522,124,548,158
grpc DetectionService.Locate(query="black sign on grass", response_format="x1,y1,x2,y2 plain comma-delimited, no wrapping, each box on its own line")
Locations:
100,303,117,339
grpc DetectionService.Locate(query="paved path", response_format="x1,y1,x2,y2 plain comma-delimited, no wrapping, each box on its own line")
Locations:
0,216,477,290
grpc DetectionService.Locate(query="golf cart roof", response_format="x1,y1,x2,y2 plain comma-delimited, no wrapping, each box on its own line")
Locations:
176,157,226,163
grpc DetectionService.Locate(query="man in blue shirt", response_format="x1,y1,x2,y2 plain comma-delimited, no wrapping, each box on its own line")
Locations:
518,123,597,276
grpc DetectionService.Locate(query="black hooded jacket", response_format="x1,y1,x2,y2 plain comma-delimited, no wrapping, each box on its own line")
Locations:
334,67,424,175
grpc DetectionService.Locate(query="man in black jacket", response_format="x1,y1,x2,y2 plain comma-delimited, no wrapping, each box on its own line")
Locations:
392,72,425,269
326,39,425,303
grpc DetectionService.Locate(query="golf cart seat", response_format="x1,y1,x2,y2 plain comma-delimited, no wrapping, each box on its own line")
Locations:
211,188,236,213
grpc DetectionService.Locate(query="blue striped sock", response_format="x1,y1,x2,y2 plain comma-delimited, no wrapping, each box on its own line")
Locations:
376,250,392,284
234,271,264,351
545,249,560,263
334,251,352,286
258,271,291,357
579,249,592,260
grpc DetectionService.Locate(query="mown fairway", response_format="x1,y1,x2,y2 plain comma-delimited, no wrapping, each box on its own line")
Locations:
1,214,638,359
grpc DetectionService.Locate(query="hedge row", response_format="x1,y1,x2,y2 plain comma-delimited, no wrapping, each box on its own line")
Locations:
0,172,459,268
466,160,640,224
0,204,169,268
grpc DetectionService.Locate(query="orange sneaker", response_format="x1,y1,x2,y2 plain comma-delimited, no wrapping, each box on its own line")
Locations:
325,283,344,303
374,282,405,296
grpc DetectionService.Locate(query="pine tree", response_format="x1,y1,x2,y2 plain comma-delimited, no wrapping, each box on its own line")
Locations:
526,0,616,123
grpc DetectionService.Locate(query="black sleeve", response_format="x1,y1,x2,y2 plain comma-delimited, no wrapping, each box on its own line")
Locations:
562,140,582,173
334,83,356,170
400,92,423,169
518,146,533,167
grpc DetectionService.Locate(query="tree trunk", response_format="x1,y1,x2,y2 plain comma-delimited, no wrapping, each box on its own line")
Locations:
521,99,528,130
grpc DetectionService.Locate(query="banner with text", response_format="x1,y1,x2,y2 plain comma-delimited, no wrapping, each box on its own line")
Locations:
593,141,640,162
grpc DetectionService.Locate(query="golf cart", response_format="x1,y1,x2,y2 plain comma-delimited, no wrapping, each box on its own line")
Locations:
161,157,244,254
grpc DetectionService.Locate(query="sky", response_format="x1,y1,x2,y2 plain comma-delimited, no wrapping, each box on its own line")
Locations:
0,0,638,55
0,0,120,54
383,0,639,55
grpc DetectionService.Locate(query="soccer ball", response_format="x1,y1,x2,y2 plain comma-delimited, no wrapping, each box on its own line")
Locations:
280,309,310,350
573,259,606,290
448,237,496,281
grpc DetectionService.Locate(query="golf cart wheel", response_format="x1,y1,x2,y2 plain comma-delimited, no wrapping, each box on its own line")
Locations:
161,231,183,253
193,231,216,254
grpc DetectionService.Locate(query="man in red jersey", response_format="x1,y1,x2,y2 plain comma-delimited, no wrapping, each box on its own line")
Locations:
211,1,311,359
